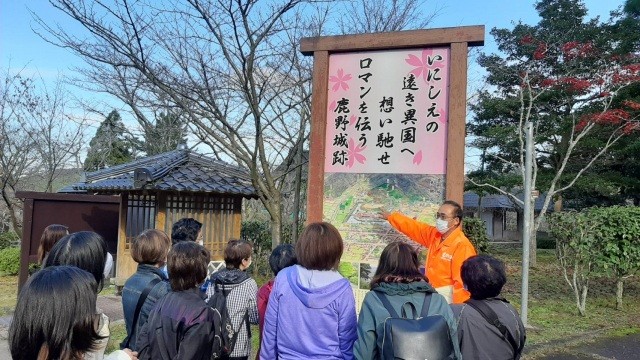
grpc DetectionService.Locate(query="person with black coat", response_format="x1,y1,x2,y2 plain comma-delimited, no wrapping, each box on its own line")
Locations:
137,242,220,360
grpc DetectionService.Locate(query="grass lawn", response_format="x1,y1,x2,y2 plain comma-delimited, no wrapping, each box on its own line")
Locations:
108,322,262,357
0,276,18,316
490,247,640,350
107,322,127,353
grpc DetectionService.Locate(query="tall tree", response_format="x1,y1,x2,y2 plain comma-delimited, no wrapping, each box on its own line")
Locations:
559,1,640,208
84,110,134,171
1,69,87,235
35,0,318,247
34,0,438,247
467,0,640,264
337,0,439,34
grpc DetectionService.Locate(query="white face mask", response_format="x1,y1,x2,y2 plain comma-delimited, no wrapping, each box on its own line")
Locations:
435,218,451,234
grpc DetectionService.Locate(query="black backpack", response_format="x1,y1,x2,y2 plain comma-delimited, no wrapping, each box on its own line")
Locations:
207,281,250,360
376,291,455,360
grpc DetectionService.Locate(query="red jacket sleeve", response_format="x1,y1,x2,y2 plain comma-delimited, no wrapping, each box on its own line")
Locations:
257,281,272,333
387,211,439,248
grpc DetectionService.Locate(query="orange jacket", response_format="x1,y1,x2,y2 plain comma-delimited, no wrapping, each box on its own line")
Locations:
387,211,476,303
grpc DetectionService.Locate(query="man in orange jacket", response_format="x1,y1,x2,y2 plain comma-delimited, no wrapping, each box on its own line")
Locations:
381,200,476,304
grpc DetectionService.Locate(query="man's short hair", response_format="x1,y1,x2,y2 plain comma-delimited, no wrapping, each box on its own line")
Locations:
224,239,253,269
461,255,507,300
132,229,171,265
443,200,464,221
168,242,210,291
171,218,202,245
269,244,297,276
295,222,343,271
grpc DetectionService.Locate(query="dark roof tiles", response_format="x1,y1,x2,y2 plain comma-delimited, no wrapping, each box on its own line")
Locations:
464,191,552,212
64,149,257,198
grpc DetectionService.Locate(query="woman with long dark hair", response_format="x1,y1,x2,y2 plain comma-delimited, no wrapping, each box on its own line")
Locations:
9,266,134,360
43,231,136,360
353,241,461,359
37,224,69,265
10,266,101,359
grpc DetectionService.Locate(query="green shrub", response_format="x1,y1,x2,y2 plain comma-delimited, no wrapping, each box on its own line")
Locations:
585,206,640,310
29,262,41,275
0,232,19,250
241,221,303,282
0,247,21,276
537,234,556,249
463,217,490,253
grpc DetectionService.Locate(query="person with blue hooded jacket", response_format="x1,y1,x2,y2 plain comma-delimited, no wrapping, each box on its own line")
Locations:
260,222,357,360
353,241,461,360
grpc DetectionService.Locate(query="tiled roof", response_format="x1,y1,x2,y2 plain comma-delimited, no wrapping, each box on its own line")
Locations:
464,191,552,212
61,149,257,198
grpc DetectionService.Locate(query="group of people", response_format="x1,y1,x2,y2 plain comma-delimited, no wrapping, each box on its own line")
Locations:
9,199,526,360
12,228,134,359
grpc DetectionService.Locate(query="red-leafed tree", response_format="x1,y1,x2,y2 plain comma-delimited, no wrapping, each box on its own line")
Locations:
467,0,640,265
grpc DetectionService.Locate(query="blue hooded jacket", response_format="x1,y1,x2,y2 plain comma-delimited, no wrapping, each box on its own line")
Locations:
259,265,357,359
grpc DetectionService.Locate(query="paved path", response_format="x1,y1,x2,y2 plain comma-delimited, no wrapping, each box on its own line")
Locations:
0,295,124,358
534,333,640,359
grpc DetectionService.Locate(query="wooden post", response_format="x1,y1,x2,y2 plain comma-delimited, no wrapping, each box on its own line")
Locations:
306,50,329,223
115,193,129,285
155,192,167,231
445,41,469,205
18,199,34,292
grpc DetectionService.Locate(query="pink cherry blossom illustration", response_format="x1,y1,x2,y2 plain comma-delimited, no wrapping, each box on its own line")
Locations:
329,68,353,92
346,138,366,168
413,150,423,165
405,49,445,83
329,99,336,112
350,115,357,127
437,108,447,124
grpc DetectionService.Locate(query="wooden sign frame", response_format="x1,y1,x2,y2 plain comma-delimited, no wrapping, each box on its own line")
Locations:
301,26,485,223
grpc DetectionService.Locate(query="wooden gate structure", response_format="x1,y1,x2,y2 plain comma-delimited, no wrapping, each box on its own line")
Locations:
19,147,257,286
16,191,120,289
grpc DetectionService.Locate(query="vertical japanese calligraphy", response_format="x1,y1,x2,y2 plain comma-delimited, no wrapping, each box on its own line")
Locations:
325,48,450,175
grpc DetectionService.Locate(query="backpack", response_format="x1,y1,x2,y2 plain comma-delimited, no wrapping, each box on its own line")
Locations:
207,281,250,360
376,291,455,360
465,298,525,360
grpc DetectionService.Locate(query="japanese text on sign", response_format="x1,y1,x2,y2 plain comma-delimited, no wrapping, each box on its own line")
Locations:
325,48,450,174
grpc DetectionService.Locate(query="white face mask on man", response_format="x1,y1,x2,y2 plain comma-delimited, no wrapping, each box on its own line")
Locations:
435,218,452,234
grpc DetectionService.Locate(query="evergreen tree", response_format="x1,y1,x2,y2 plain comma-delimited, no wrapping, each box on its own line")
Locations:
84,110,134,171
142,111,187,156
466,0,640,262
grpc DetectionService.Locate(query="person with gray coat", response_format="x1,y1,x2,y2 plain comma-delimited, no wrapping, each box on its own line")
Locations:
451,255,526,360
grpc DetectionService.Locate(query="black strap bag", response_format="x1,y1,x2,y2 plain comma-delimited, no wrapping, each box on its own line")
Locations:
465,298,526,360
377,291,455,360
120,277,161,350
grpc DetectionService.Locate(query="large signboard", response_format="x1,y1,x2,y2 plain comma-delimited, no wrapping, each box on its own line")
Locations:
301,27,484,296
322,48,451,289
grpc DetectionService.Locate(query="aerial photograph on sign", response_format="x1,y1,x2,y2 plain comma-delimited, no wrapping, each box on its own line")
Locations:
323,172,445,287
